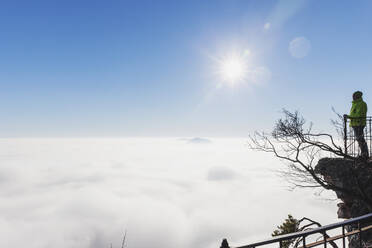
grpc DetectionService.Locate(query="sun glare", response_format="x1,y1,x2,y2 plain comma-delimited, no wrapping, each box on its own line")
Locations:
218,54,247,85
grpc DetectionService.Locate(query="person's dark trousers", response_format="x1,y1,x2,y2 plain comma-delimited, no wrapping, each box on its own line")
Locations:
352,125,369,158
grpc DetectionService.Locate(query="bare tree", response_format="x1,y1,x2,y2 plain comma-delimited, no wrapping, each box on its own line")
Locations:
121,230,127,248
294,217,338,248
272,214,338,248
248,109,372,208
109,229,127,248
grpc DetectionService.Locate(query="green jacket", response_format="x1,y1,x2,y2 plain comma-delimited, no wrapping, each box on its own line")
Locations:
349,97,368,127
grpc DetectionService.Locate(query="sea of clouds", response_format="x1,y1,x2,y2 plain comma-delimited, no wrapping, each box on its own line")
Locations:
0,138,339,248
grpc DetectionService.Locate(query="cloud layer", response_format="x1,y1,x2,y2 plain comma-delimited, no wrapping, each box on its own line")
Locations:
0,138,337,248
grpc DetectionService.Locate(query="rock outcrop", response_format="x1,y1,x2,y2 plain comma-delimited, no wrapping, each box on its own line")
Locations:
315,158,372,247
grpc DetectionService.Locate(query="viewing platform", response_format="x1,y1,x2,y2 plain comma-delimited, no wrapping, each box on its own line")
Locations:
343,116,372,158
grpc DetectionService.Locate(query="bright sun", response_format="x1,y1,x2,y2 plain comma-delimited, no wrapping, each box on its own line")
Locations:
218,55,247,84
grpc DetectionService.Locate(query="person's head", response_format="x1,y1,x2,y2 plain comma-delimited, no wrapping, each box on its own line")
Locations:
353,91,363,101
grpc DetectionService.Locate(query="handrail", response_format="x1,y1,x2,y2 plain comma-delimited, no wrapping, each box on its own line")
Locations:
297,225,372,248
220,212,372,248
237,213,372,247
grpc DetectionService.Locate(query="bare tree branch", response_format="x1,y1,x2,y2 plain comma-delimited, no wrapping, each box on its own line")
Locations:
248,109,372,208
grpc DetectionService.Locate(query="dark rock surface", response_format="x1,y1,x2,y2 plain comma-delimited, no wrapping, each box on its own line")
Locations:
315,158,372,218
315,157,372,247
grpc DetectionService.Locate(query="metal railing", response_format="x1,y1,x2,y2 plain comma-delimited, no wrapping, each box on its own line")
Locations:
220,213,372,248
343,116,372,158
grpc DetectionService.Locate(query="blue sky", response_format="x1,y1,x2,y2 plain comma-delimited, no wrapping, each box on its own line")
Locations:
1,0,372,137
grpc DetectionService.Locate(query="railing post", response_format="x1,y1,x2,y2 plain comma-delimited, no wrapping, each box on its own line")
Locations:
342,225,345,248
369,117,371,158
302,235,306,248
358,221,362,248
220,239,230,248
323,231,327,248
344,115,348,157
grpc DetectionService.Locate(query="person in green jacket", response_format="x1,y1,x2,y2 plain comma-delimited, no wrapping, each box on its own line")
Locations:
345,91,369,158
